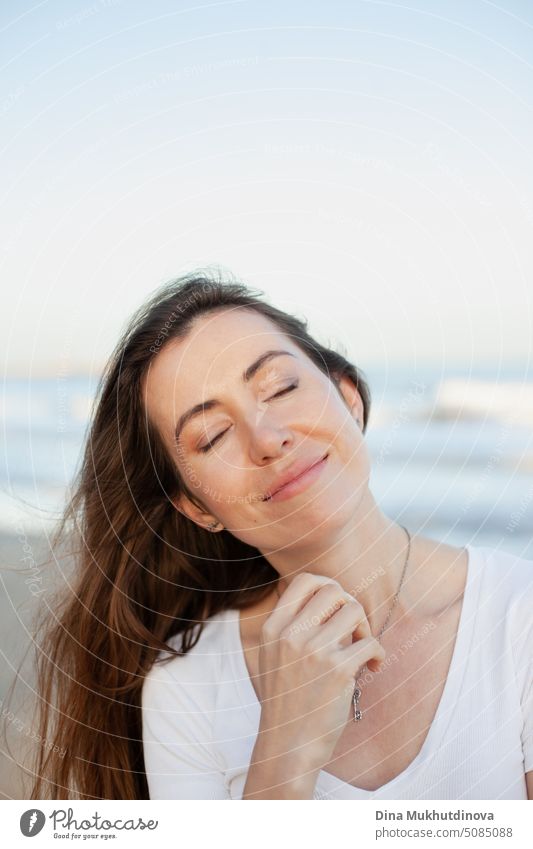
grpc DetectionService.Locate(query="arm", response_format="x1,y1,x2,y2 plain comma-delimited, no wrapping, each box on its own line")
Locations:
242,573,384,800
142,662,230,800
527,771,533,801
242,724,324,800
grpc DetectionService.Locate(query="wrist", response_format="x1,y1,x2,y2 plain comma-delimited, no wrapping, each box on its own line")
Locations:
243,746,320,799
255,717,333,768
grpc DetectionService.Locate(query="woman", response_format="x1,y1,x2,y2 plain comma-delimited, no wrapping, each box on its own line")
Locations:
28,272,532,800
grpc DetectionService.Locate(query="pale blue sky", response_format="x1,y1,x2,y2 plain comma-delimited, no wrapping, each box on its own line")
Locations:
1,0,532,376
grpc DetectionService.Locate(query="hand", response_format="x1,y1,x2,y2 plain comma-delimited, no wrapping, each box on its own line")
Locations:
255,571,386,767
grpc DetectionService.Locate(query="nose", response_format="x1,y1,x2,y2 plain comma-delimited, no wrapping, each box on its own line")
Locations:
246,407,294,465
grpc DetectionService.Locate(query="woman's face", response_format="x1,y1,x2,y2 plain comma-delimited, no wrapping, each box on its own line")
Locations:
142,308,370,553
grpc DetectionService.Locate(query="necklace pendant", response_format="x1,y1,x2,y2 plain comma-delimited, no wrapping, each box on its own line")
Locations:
353,686,363,721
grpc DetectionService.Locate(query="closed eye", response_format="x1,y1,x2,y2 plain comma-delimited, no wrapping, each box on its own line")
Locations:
269,382,298,400
197,382,298,453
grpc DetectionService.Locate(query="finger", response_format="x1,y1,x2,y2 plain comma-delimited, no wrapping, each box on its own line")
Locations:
336,635,386,673
289,583,364,639
267,572,340,632
306,600,371,650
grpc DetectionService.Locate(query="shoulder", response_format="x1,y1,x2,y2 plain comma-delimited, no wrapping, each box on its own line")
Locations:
469,546,533,671
406,536,469,616
141,610,238,788
141,609,234,712
411,536,533,624
156,609,233,676
469,545,533,611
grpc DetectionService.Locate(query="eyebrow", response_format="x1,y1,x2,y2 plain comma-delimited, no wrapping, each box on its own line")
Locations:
173,349,297,444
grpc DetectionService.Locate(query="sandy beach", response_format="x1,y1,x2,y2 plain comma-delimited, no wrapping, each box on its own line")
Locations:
0,531,62,800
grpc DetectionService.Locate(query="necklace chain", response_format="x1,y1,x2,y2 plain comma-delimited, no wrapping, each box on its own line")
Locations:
352,525,411,720
372,525,411,641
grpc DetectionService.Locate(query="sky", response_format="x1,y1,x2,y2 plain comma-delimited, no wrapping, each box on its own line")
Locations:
1,0,532,377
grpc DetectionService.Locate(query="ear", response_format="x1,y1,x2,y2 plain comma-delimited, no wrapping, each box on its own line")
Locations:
171,491,222,532
336,374,365,428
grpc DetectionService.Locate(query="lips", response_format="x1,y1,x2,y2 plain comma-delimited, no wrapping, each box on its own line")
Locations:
263,453,329,501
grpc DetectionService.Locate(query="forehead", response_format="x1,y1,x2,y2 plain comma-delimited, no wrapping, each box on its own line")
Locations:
143,308,301,428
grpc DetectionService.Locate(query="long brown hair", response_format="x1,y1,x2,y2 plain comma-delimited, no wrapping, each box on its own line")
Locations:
23,270,371,799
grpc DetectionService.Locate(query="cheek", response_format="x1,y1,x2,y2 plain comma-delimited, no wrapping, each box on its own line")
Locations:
346,436,371,483
192,464,257,510
327,404,369,477
324,395,360,445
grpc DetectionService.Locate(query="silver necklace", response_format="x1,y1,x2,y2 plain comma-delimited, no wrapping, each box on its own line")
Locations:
352,525,411,721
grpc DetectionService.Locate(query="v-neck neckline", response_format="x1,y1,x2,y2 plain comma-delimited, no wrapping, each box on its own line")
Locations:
227,544,479,796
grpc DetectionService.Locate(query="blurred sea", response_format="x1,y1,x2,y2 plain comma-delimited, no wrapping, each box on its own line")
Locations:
1,364,532,558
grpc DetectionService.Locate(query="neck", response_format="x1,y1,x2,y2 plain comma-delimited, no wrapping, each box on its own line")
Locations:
263,490,413,635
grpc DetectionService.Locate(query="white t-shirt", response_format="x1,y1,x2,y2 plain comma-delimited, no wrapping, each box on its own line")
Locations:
141,545,533,799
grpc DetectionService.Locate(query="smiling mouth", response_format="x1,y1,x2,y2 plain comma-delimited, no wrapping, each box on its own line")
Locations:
262,453,329,501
